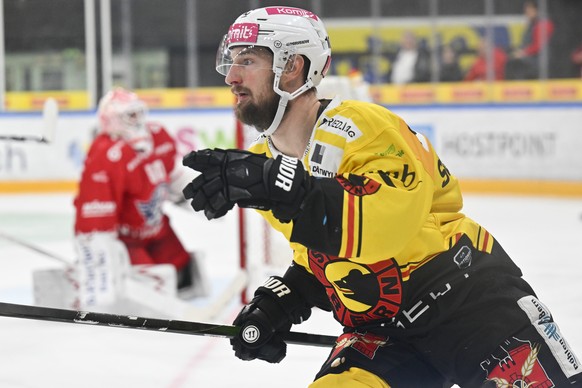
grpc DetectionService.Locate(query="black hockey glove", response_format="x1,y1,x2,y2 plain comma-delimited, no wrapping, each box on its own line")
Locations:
182,148,310,222
231,275,312,363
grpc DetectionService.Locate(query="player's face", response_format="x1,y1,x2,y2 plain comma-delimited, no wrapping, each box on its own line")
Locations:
225,47,280,132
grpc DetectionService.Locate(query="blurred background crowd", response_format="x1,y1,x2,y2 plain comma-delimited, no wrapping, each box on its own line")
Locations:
1,0,581,109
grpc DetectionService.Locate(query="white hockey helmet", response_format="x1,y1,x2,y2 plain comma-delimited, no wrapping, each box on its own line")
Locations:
97,87,153,154
216,6,332,135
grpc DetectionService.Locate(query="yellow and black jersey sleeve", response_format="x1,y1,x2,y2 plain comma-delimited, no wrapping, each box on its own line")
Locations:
249,98,476,271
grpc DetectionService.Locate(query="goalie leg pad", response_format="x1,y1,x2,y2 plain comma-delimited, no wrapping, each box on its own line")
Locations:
33,267,81,310
131,264,177,297
74,232,131,308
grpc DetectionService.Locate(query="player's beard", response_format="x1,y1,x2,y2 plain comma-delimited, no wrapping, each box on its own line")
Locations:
234,77,280,133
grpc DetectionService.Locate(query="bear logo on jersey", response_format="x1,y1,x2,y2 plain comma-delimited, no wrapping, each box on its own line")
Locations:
333,268,379,307
309,250,403,328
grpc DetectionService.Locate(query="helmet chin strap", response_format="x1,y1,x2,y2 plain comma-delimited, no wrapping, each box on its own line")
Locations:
261,70,314,137
262,92,289,137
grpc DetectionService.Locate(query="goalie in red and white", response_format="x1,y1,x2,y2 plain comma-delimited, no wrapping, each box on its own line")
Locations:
73,87,206,310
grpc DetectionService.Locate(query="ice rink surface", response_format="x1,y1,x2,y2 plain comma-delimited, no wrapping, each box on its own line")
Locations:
0,192,581,388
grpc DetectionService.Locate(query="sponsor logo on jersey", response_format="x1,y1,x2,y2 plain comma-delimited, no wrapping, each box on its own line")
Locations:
376,144,405,157
518,296,580,377
378,164,418,189
308,142,343,177
311,165,335,177
311,143,325,164
81,200,116,218
320,116,362,140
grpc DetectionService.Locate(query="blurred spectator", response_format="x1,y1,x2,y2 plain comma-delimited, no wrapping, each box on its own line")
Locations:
439,44,463,82
506,0,555,80
388,30,431,84
571,43,582,78
464,36,507,81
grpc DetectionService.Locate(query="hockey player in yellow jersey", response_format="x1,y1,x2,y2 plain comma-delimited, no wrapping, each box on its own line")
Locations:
182,6,581,387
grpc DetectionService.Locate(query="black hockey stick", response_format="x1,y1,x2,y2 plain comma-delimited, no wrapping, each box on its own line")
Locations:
0,301,337,348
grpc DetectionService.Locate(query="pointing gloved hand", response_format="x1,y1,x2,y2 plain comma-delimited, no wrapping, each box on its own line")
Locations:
182,148,311,221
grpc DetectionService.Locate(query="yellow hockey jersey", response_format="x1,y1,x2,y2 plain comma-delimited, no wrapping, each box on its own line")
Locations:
248,97,494,327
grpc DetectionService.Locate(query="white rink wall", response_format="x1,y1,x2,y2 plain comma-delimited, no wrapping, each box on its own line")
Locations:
0,103,581,182
392,104,582,180
0,109,237,181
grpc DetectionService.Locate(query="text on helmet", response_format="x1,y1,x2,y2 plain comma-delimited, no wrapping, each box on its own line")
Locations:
228,23,258,44
265,7,319,21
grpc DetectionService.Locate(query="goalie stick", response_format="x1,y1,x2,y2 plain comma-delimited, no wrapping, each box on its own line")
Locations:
0,97,59,143
0,229,69,265
0,301,337,348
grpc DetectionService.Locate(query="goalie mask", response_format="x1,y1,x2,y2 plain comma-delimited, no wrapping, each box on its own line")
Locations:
216,6,331,136
97,87,153,154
